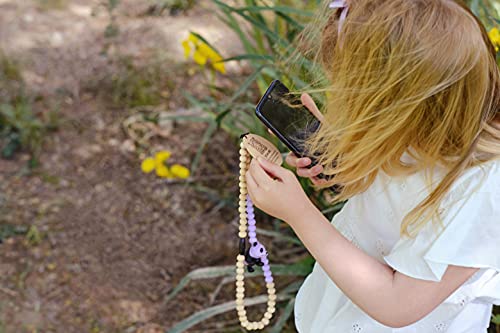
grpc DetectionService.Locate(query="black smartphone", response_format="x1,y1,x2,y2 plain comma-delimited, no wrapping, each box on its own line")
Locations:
255,80,321,160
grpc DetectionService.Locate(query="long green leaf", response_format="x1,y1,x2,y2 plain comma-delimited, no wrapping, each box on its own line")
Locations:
166,293,293,333
235,5,314,17
164,257,314,305
221,54,274,63
190,121,217,175
269,297,296,333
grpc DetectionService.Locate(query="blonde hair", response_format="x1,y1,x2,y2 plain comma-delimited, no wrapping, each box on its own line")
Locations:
287,0,500,237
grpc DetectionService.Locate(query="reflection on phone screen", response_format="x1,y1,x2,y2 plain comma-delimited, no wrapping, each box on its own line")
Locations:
262,84,320,155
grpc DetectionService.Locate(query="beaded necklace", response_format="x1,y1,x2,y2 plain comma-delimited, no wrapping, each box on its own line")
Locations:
235,133,283,330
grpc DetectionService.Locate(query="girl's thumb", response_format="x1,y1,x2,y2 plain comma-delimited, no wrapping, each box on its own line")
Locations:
257,157,284,179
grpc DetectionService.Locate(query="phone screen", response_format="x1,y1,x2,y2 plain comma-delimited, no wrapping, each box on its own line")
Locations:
257,81,320,155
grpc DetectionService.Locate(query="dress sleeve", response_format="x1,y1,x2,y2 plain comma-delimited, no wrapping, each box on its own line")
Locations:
382,160,500,293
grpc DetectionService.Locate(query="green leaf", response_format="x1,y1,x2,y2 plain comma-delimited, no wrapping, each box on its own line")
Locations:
236,5,314,17
190,121,217,175
166,293,293,333
269,297,295,333
221,54,274,63
164,257,314,306
188,31,222,55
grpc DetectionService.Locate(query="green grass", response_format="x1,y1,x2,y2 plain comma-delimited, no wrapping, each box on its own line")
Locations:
0,50,59,162
36,0,68,10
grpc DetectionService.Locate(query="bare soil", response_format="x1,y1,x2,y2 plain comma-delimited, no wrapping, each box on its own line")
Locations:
0,1,299,332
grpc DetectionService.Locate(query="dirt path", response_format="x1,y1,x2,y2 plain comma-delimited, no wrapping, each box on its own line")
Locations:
0,1,265,332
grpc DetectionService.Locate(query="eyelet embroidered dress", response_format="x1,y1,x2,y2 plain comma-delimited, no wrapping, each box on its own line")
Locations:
294,156,500,332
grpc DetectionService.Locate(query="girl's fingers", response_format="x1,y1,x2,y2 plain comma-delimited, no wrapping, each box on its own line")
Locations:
250,158,274,186
285,152,311,168
301,93,324,122
311,176,328,186
246,168,259,194
256,157,286,180
297,164,323,178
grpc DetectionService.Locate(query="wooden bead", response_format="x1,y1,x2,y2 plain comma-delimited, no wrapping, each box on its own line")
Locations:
268,288,276,295
236,298,244,305
262,317,270,325
267,306,276,314
268,294,277,301
236,262,244,268
236,275,244,281
264,312,272,319
238,231,247,238
236,304,244,311
236,287,245,293
238,226,246,233
266,282,275,289
236,292,244,298
237,254,245,261
267,300,275,307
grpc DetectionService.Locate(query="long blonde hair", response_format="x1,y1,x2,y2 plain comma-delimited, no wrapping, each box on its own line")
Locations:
288,0,500,237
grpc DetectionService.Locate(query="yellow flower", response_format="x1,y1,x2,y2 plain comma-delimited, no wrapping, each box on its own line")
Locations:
488,27,500,52
182,40,191,59
155,150,171,166
170,164,190,179
193,50,208,66
141,157,156,173
156,164,172,178
181,32,226,74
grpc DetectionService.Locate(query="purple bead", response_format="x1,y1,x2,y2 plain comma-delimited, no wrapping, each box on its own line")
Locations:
249,231,256,238
249,237,257,243
261,257,269,264
265,276,273,283
264,271,272,277
262,265,270,272
248,225,256,232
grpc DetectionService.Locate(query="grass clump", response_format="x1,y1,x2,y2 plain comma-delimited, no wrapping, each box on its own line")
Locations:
0,51,58,161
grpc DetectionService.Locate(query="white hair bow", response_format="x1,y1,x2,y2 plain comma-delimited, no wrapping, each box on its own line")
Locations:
329,0,349,34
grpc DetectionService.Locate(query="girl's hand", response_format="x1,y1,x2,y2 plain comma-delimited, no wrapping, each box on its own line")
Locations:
285,153,327,186
285,93,327,186
246,157,313,223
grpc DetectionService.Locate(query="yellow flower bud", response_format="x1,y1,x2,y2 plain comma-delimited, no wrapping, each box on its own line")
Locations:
156,164,172,178
182,39,191,59
170,164,190,179
141,157,156,173
155,150,171,166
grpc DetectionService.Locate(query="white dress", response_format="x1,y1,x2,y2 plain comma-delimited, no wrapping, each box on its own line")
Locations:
294,156,500,333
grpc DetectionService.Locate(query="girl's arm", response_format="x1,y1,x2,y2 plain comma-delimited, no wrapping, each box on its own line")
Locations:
245,157,479,328
289,205,479,328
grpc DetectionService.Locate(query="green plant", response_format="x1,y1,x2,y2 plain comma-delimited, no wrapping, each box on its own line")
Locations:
146,0,195,15
0,223,29,243
36,0,68,10
0,96,45,159
0,51,59,162
107,56,171,108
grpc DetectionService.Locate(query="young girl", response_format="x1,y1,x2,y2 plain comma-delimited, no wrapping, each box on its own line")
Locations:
245,0,500,332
